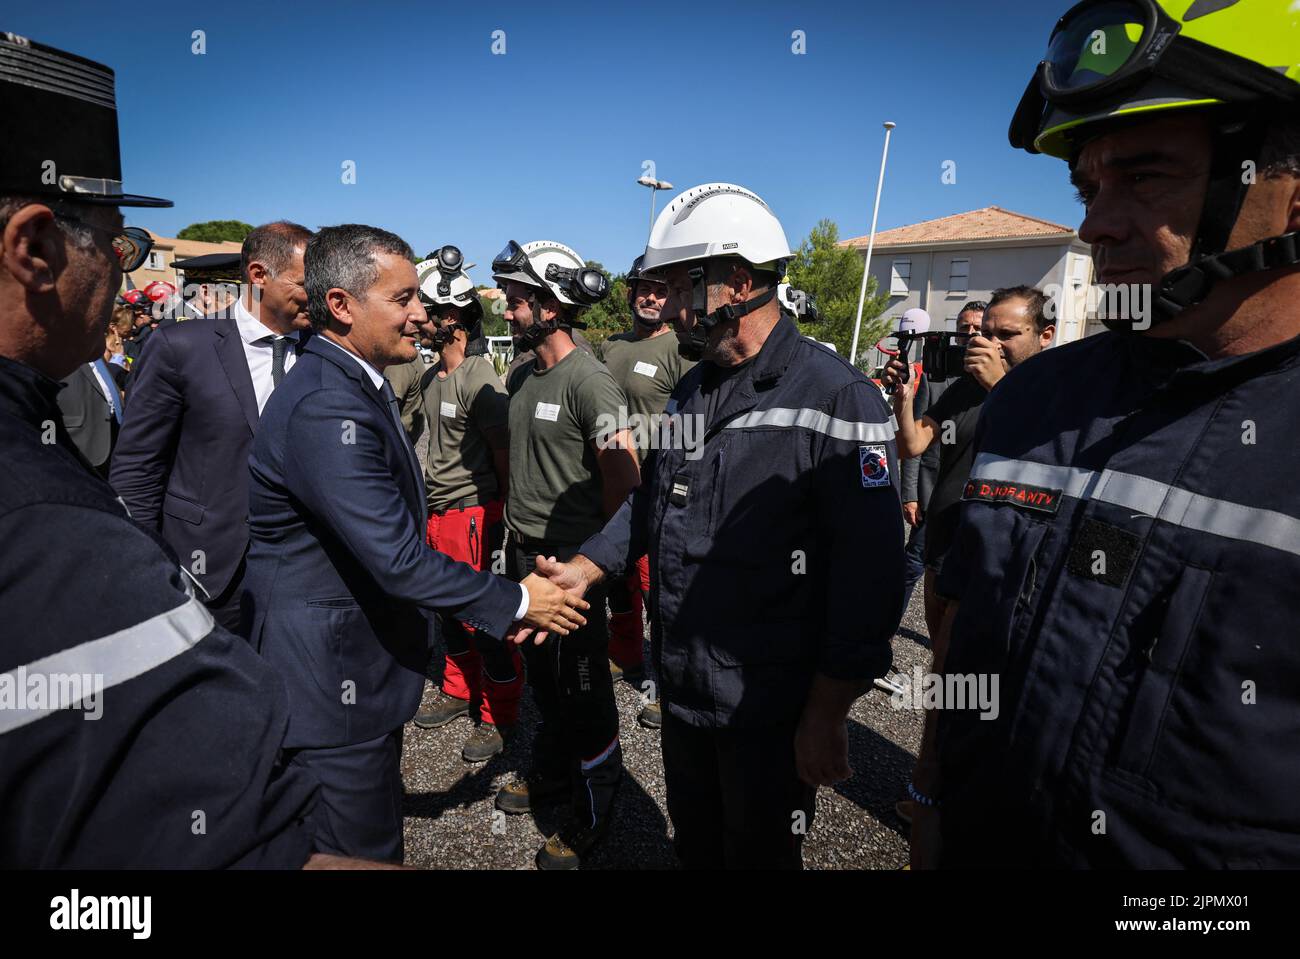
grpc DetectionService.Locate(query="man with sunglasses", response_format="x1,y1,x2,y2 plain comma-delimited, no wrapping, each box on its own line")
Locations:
408,247,522,764
491,239,641,870
528,185,906,869
110,220,314,632
923,0,1300,868
0,31,334,867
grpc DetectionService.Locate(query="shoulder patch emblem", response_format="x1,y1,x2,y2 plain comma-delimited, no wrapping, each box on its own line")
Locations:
860,444,890,488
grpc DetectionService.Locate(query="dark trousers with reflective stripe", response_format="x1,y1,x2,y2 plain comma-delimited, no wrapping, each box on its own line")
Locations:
509,539,621,829
286,727,405,863
661,712,815,869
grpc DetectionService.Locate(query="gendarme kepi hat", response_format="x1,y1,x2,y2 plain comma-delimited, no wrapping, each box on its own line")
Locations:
0,29,171,207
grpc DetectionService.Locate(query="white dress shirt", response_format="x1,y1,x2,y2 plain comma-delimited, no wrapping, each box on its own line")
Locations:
318,336,530,621
234,297,301,414
87,361,117,412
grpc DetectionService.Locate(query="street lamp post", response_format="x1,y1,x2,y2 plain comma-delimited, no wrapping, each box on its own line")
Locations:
637,175,673,240
849,121,896,367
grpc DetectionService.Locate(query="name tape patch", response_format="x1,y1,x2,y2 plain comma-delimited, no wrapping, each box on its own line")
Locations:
962,478,1062,514
860,444,891,488
633,361,658,378
440,401,457,418
535,402,561,422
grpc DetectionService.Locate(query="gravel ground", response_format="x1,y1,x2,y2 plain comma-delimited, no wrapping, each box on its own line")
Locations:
401,422,931,870
400,589,931,870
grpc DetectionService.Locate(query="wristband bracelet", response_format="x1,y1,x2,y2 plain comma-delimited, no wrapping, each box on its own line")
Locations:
907,782,941,807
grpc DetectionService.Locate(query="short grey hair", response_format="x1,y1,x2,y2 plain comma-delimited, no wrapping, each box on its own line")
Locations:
0,194,97,251
305,224,414,332
240,220,313,282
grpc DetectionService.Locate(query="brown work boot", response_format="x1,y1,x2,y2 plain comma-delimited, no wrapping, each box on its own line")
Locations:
412,688,470,729
494,769,569,815
462,722,511,763
535,822,608,871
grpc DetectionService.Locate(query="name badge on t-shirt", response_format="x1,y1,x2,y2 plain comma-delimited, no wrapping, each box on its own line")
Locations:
535,402,561,422
440,401,457,418
633,361,658,378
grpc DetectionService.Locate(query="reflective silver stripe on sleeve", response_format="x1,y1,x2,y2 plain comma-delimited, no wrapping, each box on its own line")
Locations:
724,407,896,442
972,453,1300,559
0,596,214,735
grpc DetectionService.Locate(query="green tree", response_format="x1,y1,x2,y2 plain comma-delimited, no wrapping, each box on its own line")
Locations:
785,218,892,368
176,220,254,243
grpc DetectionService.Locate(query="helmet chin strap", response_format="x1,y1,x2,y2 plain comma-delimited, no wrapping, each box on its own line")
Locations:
518,290,559,350
1134,116,1300,327
681,265,779,357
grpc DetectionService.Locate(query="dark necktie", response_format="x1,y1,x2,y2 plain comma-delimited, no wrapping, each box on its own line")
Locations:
270,336,288,387
380,379,423,493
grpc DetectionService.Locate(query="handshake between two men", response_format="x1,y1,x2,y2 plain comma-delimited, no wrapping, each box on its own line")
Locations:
515,566,593,639
509,555,604,646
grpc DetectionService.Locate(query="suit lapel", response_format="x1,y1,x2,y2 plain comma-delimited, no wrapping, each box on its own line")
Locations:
305,337,425,513
214,319,260,434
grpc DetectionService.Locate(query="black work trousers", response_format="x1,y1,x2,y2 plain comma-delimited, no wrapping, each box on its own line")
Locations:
661,711,816,869
509,538,621,829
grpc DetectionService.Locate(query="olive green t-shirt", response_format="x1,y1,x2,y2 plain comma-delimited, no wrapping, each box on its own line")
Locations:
505,347,626,544
600,330,696,458
419,354,510,512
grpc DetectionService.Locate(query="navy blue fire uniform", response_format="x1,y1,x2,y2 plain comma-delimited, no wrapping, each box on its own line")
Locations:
937,330,1300,868
582,316,905,867
0,355,317,867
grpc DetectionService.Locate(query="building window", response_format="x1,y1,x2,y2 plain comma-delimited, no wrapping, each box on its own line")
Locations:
948,258,969,295
890,259,911,296
1070,254,1089,287
145,251,166,271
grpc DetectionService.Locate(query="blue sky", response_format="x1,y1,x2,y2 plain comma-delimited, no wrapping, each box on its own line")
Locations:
9,0,1086,273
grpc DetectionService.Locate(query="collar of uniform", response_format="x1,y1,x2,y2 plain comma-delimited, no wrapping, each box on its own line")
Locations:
1140,329,1300,389
750,313,801,386
314,333,386,390
0,354,64,428
234,296,301,347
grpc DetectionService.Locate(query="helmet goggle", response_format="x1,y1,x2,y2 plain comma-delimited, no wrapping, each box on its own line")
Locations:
492,240,548,290
1009,0,1300,153
543,262,609,305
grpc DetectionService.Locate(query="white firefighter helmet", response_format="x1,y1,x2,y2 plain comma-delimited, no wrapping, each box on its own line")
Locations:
417,245,479,310
641,183,793,274
491,239,609,308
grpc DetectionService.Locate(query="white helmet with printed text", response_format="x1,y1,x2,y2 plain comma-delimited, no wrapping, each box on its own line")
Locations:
641,183,793,275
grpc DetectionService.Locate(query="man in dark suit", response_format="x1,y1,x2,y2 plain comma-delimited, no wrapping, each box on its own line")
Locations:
57,359,121,477
242,223,589,862
109,221,313,630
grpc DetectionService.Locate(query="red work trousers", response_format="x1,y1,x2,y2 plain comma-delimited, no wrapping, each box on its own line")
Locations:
607,554,651,670
426,499,522,726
